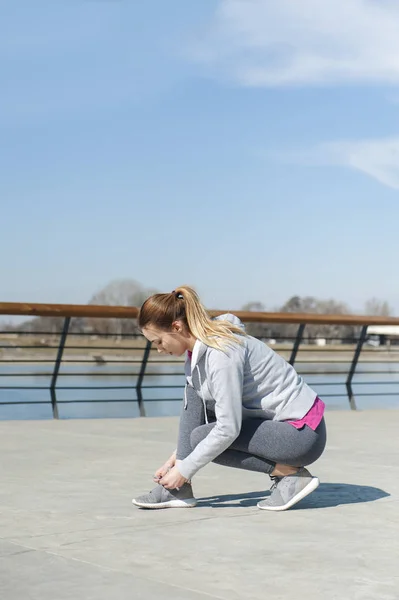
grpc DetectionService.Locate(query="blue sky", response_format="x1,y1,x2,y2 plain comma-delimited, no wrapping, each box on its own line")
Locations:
1,0,399,314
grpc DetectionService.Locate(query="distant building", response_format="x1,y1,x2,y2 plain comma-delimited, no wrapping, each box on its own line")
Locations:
367,325,399,346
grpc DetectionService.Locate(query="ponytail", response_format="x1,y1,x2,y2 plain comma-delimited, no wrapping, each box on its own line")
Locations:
138,285,246,351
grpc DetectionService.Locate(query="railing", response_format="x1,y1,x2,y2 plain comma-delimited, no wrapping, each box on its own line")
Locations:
1,302,399,419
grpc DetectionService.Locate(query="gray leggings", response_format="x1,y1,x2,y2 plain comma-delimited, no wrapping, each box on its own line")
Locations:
176,387,326,475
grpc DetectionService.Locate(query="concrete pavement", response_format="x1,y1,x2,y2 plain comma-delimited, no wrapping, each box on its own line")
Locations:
0,411,398,599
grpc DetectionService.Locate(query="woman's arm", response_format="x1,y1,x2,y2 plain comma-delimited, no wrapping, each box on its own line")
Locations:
178,346,245,480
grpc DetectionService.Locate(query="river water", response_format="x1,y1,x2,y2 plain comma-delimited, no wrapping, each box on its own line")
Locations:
0,361,398,420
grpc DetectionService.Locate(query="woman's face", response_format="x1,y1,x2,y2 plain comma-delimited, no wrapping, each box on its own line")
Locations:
142,322,191,357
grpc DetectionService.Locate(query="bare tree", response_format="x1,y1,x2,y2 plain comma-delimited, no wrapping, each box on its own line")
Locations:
276,296,354,343
364,298,392,316
16,316,64,335
309,299,353,342
241,302,274,338
87,279,158,337
0,319,15,332
88,279,155,307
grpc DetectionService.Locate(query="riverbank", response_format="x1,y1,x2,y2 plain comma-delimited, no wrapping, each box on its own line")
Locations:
1,350,398,364
1,335,399,364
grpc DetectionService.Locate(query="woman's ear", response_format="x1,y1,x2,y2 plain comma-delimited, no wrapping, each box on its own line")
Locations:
171,320,183,333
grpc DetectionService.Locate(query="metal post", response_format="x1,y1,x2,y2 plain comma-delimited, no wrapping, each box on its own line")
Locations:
136,340,152,417
289,324,305,366
50,317,70,419
346,325,368,411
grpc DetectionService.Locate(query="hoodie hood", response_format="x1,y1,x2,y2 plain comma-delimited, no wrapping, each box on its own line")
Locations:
190,313,246,370
213,313,246,331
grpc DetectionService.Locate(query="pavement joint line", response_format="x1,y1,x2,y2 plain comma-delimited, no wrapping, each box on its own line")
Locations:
0,537,229,600
1,508,259,547
54,511,260,547
0,426,156,443
0,547,36,559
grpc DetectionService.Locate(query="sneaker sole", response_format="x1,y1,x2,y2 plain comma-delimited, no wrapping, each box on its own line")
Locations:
132,498,197,509
257,477,320,512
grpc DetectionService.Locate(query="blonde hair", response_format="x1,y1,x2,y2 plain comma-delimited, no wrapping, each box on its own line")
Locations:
138,285,246,351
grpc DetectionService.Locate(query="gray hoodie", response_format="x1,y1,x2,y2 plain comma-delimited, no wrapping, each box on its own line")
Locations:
178,314,317,480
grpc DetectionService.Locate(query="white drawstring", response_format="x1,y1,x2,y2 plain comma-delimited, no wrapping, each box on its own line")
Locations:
184,384,188,410
196,365,208,424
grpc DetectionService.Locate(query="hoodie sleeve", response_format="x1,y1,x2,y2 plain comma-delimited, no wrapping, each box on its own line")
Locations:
178,345,245,480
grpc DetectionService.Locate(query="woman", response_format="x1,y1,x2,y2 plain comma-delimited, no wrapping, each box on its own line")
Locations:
132,286,326,511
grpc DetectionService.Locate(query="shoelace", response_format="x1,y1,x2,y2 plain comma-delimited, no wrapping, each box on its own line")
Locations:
269,476,282,492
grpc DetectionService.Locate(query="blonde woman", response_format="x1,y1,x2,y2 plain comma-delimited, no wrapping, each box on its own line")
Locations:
132,287,326,511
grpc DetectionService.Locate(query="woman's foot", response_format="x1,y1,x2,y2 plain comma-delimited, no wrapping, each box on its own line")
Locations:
132,482,197,509
257,467,319,511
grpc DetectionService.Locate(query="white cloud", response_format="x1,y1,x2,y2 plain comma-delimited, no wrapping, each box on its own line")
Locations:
291,137,399,189
195,0,399,86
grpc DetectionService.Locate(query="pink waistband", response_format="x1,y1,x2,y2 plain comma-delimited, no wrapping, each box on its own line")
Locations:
287,396,325,431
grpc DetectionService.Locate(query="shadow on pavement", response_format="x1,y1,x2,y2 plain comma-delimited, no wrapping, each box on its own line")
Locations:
197,483,390,509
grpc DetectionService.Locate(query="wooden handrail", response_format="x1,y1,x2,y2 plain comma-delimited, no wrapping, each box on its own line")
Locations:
0,301,398,326
0,302,140,320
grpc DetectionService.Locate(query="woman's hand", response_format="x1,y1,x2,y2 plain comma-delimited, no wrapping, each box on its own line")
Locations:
159,465,187,490
153,453,176,483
